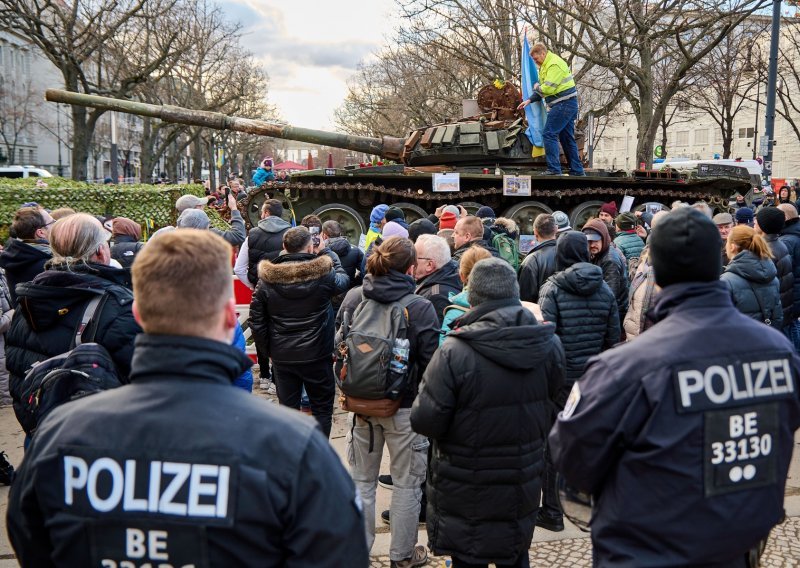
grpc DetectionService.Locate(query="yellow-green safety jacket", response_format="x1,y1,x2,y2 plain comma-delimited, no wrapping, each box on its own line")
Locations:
529,51,578,107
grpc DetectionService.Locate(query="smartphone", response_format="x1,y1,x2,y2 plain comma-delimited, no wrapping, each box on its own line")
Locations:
224,186,230,199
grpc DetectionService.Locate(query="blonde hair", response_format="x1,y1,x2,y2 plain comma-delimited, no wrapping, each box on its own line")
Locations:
727,225,772,260
49,213,108,268
459,246,492,283
50,207,76,220
531,42,548,55
133,229,232,335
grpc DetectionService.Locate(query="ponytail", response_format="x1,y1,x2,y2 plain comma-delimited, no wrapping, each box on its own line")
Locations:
366,236,416,276
727,225,772,260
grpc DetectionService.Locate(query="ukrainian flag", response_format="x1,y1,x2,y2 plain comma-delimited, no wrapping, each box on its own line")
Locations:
521,36,547,158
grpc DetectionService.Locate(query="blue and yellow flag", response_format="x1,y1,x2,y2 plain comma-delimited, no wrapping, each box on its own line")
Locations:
521,36,547,158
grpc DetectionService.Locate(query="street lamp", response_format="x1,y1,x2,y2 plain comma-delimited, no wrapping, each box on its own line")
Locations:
762,0,782,181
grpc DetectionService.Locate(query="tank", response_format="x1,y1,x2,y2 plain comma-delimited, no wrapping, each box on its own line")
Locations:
46,87,750,243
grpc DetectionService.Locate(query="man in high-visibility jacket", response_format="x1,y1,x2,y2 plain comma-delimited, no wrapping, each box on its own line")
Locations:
518,42,585,177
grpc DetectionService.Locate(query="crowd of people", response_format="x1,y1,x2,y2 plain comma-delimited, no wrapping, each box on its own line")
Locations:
0,188,798,567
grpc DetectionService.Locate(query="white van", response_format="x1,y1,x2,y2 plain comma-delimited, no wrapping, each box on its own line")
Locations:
0,165,54,179
657,159,762,188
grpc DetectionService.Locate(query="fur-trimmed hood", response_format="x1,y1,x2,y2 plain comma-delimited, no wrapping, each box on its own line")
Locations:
258,253,333,285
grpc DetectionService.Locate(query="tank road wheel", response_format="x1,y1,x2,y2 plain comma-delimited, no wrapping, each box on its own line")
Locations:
634,201,670,217
392,202,428,224
503,201,553,237
313,203,367,245
569,200,605,230
241,187,294,229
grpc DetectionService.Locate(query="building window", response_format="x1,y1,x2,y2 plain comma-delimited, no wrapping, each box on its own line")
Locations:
676,131,689,146
738,127,755,139
695,129,708,145
28,149,34,163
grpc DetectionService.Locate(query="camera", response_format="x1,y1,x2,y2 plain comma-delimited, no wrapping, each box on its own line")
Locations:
309,226,321,248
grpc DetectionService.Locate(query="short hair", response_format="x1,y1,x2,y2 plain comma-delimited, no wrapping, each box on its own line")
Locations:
691,201,713,218
49,213,108,266
50,207,77,220
456,216,484,240
366,237,416,276
301,214,322,231
779,203,799,220
133,230,232,336
177,209,210,230
416,234,451,268
322,220,342,238
459,245,492,283
531,41,547,55
262,199,283,217
534,214,557,238
283,226,311,253
12,207,46,240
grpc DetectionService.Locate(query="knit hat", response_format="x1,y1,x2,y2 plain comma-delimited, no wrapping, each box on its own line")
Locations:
552,210,571,233
384,206,405,223
476,206,495,219
382,220,409,239
556,231,591,271
599,201,618,217
442,205,460,217
408,218,437,242
615,212,637,231
649,207,722,288
439,211,458,230
756,207,786,235
370,204,389,224
735,207,754,225
712,212,733,225
467,257,520,306
177,208,210,230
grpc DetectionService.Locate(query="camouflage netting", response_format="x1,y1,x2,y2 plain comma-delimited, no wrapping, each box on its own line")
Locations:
0,178,231,241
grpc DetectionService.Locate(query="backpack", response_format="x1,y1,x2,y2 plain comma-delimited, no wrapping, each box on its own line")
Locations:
13,291,123,436
335,293,420,417
492,232,520,271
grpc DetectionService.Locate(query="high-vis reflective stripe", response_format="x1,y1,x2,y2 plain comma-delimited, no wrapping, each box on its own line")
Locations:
543,75,574,88
538,52,576,97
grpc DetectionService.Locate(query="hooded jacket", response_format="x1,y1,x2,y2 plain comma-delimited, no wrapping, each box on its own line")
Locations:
0,239,51,305
439,289,470,345
246,216,292,285
411,300,565,564
452,239,500,264
250,253,349,365
326,236,363,309
779,217,800,318
549,282,800,567
721,249,782,328
623,246,660,340
518,238,557,303
7,334,368,567
5,263,141,414
539,231,620,393
765,233,795,326
584,219,628,321
415,260,462,324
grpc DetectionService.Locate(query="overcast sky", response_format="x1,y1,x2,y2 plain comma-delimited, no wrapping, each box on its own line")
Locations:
225,0,397,131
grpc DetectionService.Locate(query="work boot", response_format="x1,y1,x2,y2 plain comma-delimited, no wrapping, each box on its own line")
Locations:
390,544,428,568
536,511,565,532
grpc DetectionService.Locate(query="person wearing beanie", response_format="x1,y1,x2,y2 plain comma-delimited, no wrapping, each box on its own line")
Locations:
109,216,143,277
552,210,572,234
519,213,558,303
755,208,794,331
598,201,617,222
384,206,409,230
535,230,619,533
439,211,458,230
735,206,754,226
381,220,409,240
613,212,645,263
475,206,495,221
411,257,564,568
365,204,390,252
779,203,800,349
550,206,800,567
582,218,629,327
176,192,245,247
408,218,437,242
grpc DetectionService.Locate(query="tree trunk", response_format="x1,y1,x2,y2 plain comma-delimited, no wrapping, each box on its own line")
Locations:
71,104,91,181
723,113,734,159
207,138,216,190
191,137,203,182
140,118,157,183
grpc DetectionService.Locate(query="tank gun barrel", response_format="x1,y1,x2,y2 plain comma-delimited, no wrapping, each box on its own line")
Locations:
44,89,404,161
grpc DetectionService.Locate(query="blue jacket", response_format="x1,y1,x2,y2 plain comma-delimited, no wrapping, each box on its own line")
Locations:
439,289,470,346
252,167,275,187
550,281,800,567
232,322,253,391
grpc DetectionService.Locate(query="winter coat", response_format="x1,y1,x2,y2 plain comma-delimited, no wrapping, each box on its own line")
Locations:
518,239,557,303
210,209,246,247
613,230,645,263
779,217,800,318
5,263,141,408
539,262,620,392
415,260,463,324
232,322,253,392
336,270,439,408
252,166,275,187
250,253,349,365
721,249,782,328
0,239,51,305
109,235,143,275
451,239,500,265
7,333,368,567
246,216,292,285
765,233,795,326
0,270,13,405
327,236,363,308
439,289,469,346
411,300,565,565
623,248,660,340
584,219,629,322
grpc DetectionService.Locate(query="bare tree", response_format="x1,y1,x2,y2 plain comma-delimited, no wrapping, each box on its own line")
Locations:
0,76,40,165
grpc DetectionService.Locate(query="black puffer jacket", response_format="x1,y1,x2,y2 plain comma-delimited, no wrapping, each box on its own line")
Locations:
246,216,292,285
779,217,800,317
415,260,462,324
539,262,620,390
250,253,349,365
327,237,363,309
411,300,565,565
766,233,794,325
721,250,782,328
518,239,557,302
109,235,143,275
452,239,500,264
0,239,51,305
6,263,141,407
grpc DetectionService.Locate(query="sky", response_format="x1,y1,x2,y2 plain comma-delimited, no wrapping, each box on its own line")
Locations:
225,0,398,131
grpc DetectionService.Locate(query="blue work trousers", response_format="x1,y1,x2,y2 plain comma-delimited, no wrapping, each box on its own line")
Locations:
542,97,584,175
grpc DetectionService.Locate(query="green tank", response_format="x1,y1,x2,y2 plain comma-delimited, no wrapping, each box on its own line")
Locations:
46,86,750,243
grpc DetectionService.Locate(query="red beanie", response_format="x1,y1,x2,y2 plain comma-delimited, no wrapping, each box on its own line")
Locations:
599,201,618,217
439,211,457,230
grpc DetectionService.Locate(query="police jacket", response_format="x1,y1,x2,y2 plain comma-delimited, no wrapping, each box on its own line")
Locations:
411,300,564,565
246,216,291,285
549,281,800,567
250,252,349,365
765,233,795,326
415,260,462,324
518,239,557,303
6,263,140,403
779,217,800,318
7,333,368,567
0,238,51,305
721,250,782,329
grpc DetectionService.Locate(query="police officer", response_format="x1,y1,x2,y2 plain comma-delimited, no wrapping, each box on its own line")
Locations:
7,229,368,567
549,207,800,567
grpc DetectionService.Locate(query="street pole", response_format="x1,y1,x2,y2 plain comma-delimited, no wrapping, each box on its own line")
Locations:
587,112,594,169
56,104,63,177
752,78,760,161
763,0,781,181
110,112,118,183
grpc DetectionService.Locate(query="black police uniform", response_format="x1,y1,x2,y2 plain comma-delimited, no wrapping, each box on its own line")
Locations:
550,281,800,567
7,334,368,567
